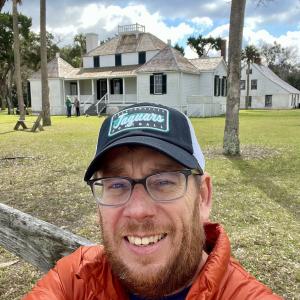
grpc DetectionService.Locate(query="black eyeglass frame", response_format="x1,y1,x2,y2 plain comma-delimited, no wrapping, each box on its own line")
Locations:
87,169,202,207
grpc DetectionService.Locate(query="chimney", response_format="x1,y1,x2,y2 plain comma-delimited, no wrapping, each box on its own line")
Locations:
220,39,227,61
167,39,171,46
56,52,60,58
85,33,98,53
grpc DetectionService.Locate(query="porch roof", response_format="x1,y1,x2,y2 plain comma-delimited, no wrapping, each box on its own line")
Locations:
65,65,138,80
189,57,225,71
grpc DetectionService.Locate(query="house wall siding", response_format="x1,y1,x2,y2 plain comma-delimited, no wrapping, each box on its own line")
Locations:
182,73,200,102
122,53,138,65
80,80,92,95
83,56,93,68
146,50,159,62
125,77,136,94
100,55,115,67
198,73,212,96
30,79,64,115
137,72,180,107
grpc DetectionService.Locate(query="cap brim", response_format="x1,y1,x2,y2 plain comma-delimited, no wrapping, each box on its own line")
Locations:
84,135,201,181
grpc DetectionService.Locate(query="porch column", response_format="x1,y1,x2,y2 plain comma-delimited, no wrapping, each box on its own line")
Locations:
77,80,80,101
91,79,94,102
123,78,126,104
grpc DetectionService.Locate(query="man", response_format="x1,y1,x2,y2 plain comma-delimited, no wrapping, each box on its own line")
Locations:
23,103,281,299
74,97,80,117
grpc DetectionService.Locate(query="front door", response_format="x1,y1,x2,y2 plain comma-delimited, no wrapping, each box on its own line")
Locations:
97,79,107,100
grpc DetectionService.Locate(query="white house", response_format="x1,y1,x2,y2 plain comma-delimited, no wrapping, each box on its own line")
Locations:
240,63,300,109
29,24,227,117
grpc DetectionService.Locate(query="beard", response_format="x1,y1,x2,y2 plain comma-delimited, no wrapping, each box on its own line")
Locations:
98,200,205,299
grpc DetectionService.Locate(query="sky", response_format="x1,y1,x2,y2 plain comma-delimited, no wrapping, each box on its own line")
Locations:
3,0,300,62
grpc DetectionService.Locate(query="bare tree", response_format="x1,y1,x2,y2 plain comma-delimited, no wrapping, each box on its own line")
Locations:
12,0,25,120
223,0,246,155
40,0,51,125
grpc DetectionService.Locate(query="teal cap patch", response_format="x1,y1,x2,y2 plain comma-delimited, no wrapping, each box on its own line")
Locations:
108,106,169,136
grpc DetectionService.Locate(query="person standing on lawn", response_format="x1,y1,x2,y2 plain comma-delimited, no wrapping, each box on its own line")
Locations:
23,103,282,300
65,96,72,117
74,97,80,117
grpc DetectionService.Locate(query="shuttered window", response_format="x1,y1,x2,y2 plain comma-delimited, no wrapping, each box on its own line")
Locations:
214,75,220,96
93,56,100,68
138,51,146,64
115,54,122,66
150,74,167,95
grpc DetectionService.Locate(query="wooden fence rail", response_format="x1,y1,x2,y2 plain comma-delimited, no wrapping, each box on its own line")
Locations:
0,203,94,272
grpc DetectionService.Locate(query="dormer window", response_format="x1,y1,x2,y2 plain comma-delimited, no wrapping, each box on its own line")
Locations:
115,54,122,66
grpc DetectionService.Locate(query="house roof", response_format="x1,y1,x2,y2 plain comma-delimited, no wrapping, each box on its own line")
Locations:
30,56,76,79
189,57,225,71
69,65,139,79
87,32,167,56
253,63,300,94
137,46,199,74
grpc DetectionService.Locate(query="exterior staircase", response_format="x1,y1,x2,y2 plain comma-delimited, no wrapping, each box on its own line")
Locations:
84,102,106,116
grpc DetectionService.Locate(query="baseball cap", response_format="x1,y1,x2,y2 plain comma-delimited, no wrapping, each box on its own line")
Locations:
84,102,205,181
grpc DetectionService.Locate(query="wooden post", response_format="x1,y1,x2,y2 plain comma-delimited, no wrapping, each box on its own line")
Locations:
0,203,94,272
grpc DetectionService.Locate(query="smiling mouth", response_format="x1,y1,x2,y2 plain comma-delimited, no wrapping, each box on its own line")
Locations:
125,233,167,246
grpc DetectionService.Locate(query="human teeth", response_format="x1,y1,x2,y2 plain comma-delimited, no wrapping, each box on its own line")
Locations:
127,234,165,246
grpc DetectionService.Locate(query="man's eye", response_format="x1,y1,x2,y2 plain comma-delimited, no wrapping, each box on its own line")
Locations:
108,182,127,189
152,179,175,187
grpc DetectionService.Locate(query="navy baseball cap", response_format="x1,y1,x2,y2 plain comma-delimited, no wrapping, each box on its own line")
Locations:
84,102,205,181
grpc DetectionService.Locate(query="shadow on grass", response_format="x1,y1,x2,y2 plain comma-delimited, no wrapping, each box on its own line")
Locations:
227,157,299,220
0,130,17,135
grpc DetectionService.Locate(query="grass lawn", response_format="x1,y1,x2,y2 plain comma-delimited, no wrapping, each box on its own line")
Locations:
0,110,299,299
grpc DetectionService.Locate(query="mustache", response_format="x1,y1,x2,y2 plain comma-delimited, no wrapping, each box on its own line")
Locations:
118,219,175,236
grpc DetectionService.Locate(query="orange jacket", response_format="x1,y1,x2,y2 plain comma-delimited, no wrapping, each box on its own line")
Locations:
23,223,282,299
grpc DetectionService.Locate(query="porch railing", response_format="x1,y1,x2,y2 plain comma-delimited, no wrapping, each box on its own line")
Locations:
96,93,108,115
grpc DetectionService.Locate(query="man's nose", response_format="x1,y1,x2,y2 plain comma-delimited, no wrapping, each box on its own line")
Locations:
123,183,156,220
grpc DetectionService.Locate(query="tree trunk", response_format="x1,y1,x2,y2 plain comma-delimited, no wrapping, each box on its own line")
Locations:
223,0,246,155
40,0,51,126
12,0,25,120
245,61,250,109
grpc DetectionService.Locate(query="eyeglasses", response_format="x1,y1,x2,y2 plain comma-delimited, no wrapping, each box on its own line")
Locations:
87,169,202,207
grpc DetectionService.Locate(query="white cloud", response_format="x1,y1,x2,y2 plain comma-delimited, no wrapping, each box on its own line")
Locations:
207,24,229,38
184,45,199,59
191,17,213,28
77,3,195,44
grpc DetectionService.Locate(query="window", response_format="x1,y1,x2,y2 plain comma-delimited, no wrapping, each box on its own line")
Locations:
265,95,272,107
70,82,77,95
93,56,99,68
240,80,246,90
138,51,146,64
246,68,252,75
115,54,122,66
150,74,167,95
214,75,220,96
251,79,257,90
221,77,227,96
110,78,123,94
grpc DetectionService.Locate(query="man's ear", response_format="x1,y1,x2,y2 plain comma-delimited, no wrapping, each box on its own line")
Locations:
198,173,212,222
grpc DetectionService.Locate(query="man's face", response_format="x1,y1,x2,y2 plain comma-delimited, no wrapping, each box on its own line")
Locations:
97,146,211,298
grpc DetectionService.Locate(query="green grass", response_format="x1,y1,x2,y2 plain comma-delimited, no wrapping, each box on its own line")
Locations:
0,110,299,299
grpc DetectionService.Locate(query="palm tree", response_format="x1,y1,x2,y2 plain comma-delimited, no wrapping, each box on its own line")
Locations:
223,0,246,155
242,45,261,109
12,0,25,120
40,0,51,125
